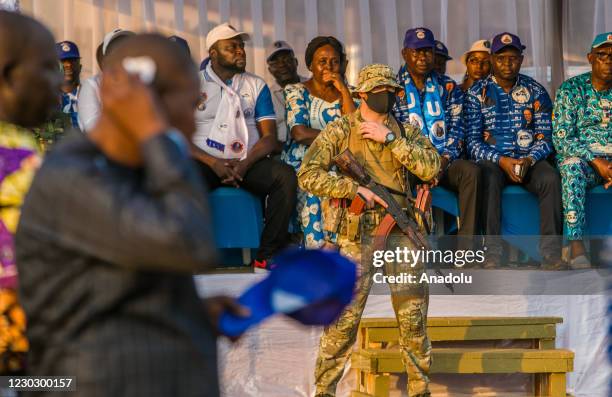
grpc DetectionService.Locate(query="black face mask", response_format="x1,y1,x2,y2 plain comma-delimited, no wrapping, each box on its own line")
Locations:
365,91,395,114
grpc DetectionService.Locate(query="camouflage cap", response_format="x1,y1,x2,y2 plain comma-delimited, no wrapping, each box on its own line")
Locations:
354,64,401,93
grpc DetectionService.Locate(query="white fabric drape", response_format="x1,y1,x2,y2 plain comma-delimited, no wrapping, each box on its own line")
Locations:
18,0,611,96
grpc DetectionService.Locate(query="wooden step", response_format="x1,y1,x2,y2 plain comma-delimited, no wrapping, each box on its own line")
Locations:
359,317,562,349
352,347,574,374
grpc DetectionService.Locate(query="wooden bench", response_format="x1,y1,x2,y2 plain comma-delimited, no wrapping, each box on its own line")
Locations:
359,317,562,350
352,347,574,397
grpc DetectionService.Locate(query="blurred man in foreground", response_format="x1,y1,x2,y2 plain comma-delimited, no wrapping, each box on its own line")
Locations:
16,33,246,396
0,10,58,374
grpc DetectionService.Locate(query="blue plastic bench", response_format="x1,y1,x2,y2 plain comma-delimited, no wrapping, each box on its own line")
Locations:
430,186,460,234
208,187,263,264
501,185,612,261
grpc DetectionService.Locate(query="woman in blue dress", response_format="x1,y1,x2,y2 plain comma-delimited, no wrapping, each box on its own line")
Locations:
281,36,356,248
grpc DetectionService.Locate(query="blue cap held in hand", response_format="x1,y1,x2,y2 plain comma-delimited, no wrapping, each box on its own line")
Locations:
219,249,357,337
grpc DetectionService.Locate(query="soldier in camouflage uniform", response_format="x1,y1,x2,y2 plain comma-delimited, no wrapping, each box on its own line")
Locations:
297,64,440,397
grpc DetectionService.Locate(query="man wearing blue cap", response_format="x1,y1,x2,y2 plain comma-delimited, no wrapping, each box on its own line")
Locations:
394,27,481,248
465,32,563,269
433,40,452,75
56,40,81,129
553,32,612,268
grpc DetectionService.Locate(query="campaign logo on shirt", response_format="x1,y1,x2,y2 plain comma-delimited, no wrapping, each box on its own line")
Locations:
516,130,533,148
511,86,530,104
197,92,207,111
432,120,446,138
207,138,225,152
449,104,462,116
409,113,424,130
523,109,533,126
230,140,245,154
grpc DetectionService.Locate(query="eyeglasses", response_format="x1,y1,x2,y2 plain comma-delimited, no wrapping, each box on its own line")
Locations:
593,51,612,62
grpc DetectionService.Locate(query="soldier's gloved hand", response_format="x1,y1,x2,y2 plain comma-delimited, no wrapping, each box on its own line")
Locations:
356,186,388,209
359,121,390,143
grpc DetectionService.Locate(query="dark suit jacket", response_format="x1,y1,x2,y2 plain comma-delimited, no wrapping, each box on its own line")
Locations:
16,131,220,396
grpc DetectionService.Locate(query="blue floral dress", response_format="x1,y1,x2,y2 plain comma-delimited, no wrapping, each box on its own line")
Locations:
281,83,342,248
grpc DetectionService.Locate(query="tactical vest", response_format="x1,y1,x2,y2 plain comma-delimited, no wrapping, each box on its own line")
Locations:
322,111,411,242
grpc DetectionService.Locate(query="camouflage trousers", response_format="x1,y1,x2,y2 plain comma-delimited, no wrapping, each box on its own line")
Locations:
314,218,431,397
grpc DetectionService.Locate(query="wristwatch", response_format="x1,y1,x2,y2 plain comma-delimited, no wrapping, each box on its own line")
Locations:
384,131,396,145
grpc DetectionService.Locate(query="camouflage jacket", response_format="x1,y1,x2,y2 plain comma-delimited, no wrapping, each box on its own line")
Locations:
297,110,441,199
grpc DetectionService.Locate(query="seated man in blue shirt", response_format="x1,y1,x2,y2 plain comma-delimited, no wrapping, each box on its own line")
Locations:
465,32,563,269
395,28,481,249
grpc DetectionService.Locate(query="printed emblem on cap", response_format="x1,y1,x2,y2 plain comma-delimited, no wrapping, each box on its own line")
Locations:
416,29,426,39
436,42,444,50
274,41,282,48
501,34,513,44
484,40,491,48
62,43,71,52
227,24,237,31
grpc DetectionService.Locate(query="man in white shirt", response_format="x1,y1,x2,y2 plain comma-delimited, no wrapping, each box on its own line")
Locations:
192,23,296,271
265,40,306,147
77,28,133,131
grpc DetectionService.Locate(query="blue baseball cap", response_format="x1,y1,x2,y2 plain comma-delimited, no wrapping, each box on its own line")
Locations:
491,32,526,54
434,40,452,60
592,32,612,49
56,41,80,60
219,249,357,337
403,27,435,49
168,35,191,56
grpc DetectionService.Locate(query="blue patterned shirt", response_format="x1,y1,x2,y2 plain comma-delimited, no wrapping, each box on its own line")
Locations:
61,87,79,129
393,68,465,161
465,74,553,164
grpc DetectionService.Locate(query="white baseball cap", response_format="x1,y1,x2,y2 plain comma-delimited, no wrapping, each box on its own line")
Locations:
102,28,135,55
266,40,294,61
206,23,250,51
460,39,491,65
